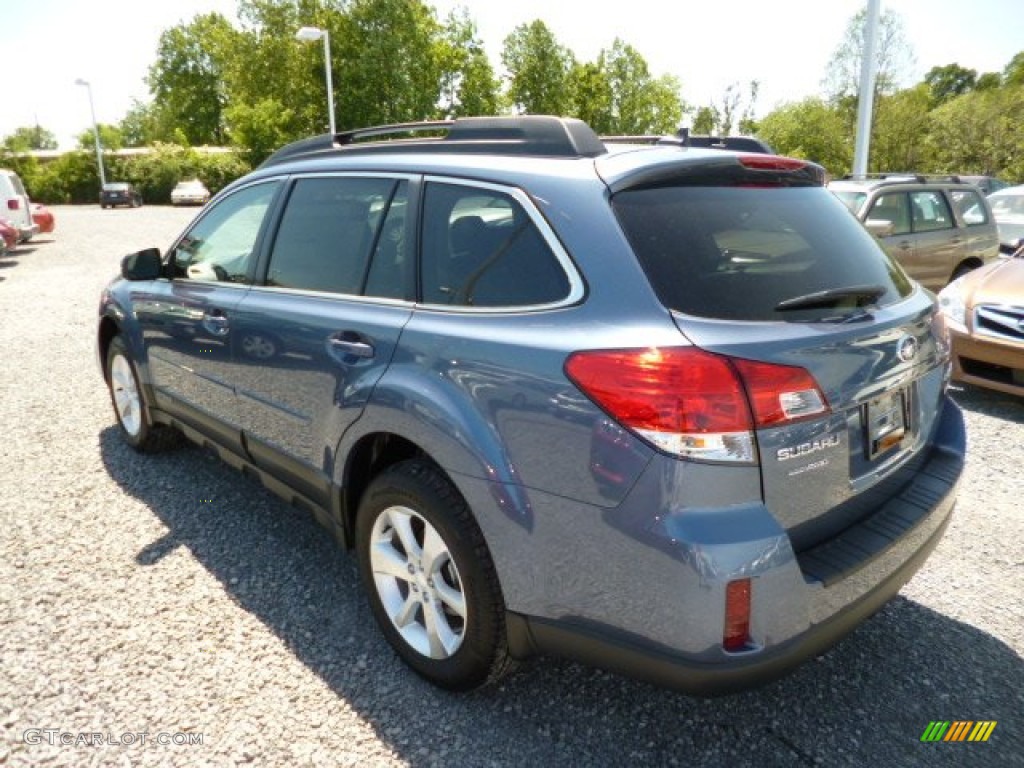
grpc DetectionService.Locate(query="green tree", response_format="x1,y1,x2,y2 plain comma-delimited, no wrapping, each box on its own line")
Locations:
337,0,442,128
871,84,933,172
924,63,977,106
2,125,58,152
230,0,331,139
77,124,124,151
225,98,297,165
823,9,914,102
148,12,238,145
437,9,499,117
501,20,574,115
691,105,718,135
568,61,613,133
928,85,1024,178
756,98,852,176
118,101,161,147
599,39,683,134
1004,51,1024,87
976,72,1002,91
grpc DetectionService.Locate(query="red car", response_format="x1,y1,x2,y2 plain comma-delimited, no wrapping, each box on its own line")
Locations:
32,204,55,234
0,219,18,251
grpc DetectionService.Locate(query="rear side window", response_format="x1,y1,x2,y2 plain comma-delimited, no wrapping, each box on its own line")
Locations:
612,186,913,321
949,188,989,226
420,182,570,308
267,176,403,296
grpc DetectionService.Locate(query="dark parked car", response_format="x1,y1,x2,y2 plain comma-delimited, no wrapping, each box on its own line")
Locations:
101,182,143,209
99,116,964,696
960,175,1010,196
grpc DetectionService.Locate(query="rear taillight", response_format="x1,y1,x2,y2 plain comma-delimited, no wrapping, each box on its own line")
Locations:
7,200,18,211
723,579,752,652
731,358,828,426
564,347,828,462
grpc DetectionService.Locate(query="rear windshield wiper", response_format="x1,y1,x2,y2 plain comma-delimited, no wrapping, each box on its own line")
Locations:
775,284,886,312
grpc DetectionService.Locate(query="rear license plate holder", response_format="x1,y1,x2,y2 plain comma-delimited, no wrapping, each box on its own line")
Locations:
864,388,908,460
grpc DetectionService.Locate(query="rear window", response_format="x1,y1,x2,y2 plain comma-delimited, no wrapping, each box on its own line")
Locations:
612,186,913,321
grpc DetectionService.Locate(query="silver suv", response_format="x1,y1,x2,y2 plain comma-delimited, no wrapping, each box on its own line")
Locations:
0,168,38,242
99,117,965,695
829,174,999,293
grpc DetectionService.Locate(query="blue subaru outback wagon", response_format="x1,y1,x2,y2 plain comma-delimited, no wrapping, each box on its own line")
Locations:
98,117,965,694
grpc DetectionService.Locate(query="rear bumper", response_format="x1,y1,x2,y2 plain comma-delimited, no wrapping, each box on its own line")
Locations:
17,223,39,242
505,397,965,696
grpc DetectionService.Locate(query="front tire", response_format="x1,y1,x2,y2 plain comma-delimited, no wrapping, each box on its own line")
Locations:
105,336,180,452
355,460,515,691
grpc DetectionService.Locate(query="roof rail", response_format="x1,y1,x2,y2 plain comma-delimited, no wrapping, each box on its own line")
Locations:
260,116,607,167
841,172,964,184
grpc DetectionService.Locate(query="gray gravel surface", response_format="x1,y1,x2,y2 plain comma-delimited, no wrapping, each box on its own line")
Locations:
1,205,1022,767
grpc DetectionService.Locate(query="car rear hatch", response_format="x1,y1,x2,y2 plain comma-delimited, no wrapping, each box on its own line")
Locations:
602,151,951,555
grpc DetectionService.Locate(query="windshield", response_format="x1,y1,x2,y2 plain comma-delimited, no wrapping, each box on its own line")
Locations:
612,186,913,321
830,189,866,214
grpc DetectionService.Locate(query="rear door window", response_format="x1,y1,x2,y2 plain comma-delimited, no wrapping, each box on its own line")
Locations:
420,181,571,308
910,191,954,232
612,186,913,321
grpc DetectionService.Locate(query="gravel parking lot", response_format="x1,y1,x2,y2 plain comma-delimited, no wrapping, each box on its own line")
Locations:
1,205,1022,767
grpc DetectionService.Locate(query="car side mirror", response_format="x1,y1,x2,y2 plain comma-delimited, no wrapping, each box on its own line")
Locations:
121,248,163,280
865,219,895,237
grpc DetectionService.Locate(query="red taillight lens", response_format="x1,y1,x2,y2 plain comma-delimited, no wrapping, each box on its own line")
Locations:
564,347,828,462
731,358,828,427
7,199,18,210
565,347,751,433
724,578,752,652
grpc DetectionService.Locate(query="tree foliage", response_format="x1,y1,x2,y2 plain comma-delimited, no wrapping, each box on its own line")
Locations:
436,9,499,118
924,63,977,106
148,13,238,145
77,124,125,152
823,8,914,101
501,21,574,115
755,97,852,175
3,126,58,152
337,0,442,128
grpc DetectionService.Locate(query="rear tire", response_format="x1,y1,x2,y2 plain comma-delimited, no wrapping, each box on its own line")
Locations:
951,263,977,282
355,460,515,691
105,336,180,452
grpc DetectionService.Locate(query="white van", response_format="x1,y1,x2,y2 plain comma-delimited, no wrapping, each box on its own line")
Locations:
0,169,38,242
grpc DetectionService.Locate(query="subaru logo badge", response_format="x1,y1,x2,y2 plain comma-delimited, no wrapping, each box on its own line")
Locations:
897,335,918,363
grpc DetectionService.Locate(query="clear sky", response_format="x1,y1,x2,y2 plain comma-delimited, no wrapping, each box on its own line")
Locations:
2,0,1020,149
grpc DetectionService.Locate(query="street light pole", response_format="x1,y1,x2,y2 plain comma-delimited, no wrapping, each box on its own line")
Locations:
75,78,107,188
296,26,336,135
852,0,881,177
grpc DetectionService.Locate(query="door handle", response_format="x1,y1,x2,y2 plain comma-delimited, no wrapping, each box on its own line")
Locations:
203,311,230,336
328,337,375,359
